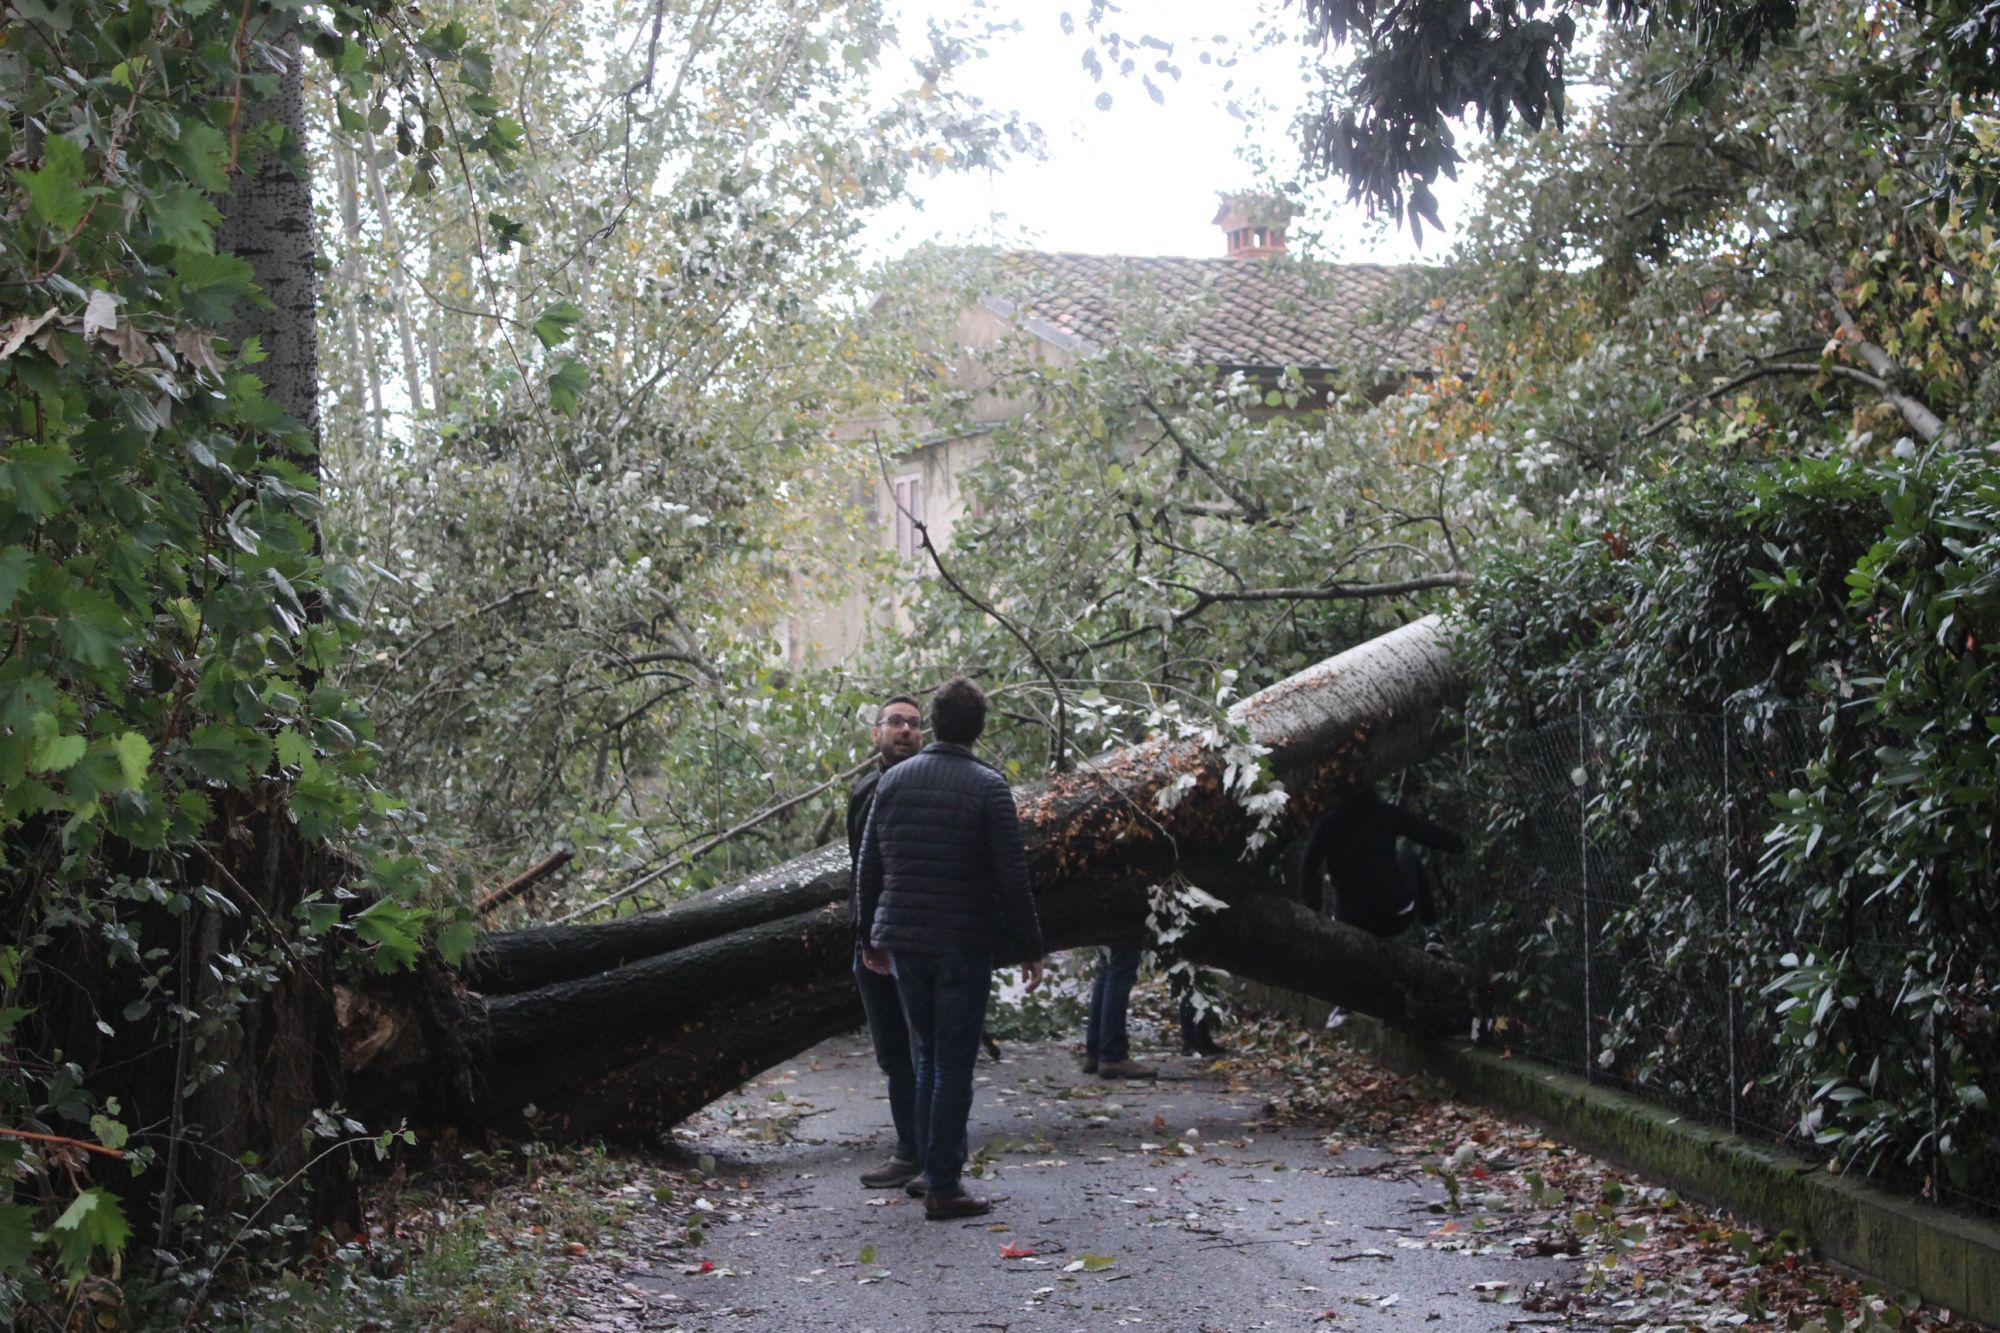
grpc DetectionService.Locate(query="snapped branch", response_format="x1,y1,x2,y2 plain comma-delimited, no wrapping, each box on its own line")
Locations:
552,754,877,925
1828,293,1952,446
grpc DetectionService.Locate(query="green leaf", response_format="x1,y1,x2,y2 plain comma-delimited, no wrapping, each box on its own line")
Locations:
487,211,530,252
435,917,480,968
55,591,134,672
0,1203,34,1275
480,116,525,159
47,1188,131,1278
146,183,221,253
547,357,589,416
29,733,87,773
459,46,493,90
1078,1252,1117,1271
858,1242,877,1265
304,900,342,936
532,301,584,349
0,444,78,519
164,120,231,193
185,723,265,785
273,728,313,768
90,1114,130,1151
172,250,258,325
109,732,151,789
14,134,88,231
0,547,32,614
353,899,428,972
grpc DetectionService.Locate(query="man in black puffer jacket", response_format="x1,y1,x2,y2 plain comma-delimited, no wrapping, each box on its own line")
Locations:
856,676,1044,1221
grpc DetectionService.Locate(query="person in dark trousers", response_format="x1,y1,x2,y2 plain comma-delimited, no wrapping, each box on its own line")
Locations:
846,693,925,1190
1178,994,1227,1057
1082,944,1156,1079
1298,784,1465,955
856,676,1045,1221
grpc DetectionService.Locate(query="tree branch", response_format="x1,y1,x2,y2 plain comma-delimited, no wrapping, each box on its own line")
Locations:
1828,294,1951,445
0,1126,127,1160
1077,570,1469,657
1141,396,1272,524
478,849,575,917
874,439,1073,772
366,585,541,702
551,755,877,925
1631,349,1824,442
1164,573,1472,610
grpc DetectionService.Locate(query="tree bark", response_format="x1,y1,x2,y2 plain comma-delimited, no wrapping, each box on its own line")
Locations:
352,616,1469,1141
183,38,355,1231
360,129,431,420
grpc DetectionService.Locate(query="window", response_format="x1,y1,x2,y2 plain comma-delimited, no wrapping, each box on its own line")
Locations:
891,473,925,561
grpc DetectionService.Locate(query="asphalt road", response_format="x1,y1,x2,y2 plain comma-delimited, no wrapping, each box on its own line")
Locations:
551,1028,1586,1332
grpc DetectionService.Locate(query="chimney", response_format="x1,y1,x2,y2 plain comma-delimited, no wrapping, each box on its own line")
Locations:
1212,193,1295,259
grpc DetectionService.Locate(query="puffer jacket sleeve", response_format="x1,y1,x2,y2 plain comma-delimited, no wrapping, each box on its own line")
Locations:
985,776,1043,961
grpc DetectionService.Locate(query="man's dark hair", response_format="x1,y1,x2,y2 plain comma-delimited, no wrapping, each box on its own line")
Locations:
874,694,921,724
929,677,987,744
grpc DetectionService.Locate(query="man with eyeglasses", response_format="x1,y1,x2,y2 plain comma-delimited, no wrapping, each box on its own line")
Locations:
845,694,925,1190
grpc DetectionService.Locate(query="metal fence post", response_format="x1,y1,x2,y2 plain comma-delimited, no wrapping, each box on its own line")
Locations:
1579,694,1593,1081
1723,702,1740,1134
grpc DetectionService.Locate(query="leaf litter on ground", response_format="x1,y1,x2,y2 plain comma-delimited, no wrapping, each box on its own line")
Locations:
356,991,1991,1333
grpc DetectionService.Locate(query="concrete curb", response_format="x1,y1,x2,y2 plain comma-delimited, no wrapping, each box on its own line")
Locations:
1234,982,2000,1326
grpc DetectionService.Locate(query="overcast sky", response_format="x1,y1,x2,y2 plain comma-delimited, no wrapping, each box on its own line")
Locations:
863,0,1480,265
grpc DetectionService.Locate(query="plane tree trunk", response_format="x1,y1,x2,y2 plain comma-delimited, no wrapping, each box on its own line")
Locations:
345,616,1469,1142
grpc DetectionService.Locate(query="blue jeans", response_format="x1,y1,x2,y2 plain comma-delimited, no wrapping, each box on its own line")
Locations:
855,949,918,1163
1085,945,1142,1064
892,950,992,1196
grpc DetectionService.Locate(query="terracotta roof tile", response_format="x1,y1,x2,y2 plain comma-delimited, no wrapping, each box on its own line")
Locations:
987,251,1449,378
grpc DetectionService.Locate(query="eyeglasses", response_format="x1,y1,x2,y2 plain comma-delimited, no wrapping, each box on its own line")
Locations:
879,715,921,730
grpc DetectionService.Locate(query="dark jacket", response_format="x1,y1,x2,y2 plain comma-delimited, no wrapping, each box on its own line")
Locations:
847,764,885,870
855,742,1044,961
1298,787,1464,922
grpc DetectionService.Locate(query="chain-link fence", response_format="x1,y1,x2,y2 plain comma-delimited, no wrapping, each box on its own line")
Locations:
1450,702,1999,1221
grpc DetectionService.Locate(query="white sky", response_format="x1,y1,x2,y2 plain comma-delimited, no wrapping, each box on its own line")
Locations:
864,0,1480,264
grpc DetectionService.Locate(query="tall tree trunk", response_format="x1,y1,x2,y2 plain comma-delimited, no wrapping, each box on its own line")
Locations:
168,37,354,1234
348,617,1471,1142
360,129,430,420
330,132,383,452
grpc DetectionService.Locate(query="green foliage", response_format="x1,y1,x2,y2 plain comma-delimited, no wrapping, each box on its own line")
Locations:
321,0,1037,891
1454,446,2000,1191
1290,0,2000,229
0,0,518,1304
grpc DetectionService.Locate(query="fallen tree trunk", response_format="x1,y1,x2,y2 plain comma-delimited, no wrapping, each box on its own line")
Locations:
349,616,1468,1140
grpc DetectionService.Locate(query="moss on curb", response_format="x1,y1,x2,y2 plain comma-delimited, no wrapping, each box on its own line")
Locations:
1234,981,2000,1326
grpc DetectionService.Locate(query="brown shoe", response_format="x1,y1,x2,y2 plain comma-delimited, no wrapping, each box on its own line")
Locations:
903,1176,928,1198
860,1157,921,1189
924,1191,993,1221
1080,1055,1099,1074
1096,1058,1158,1080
